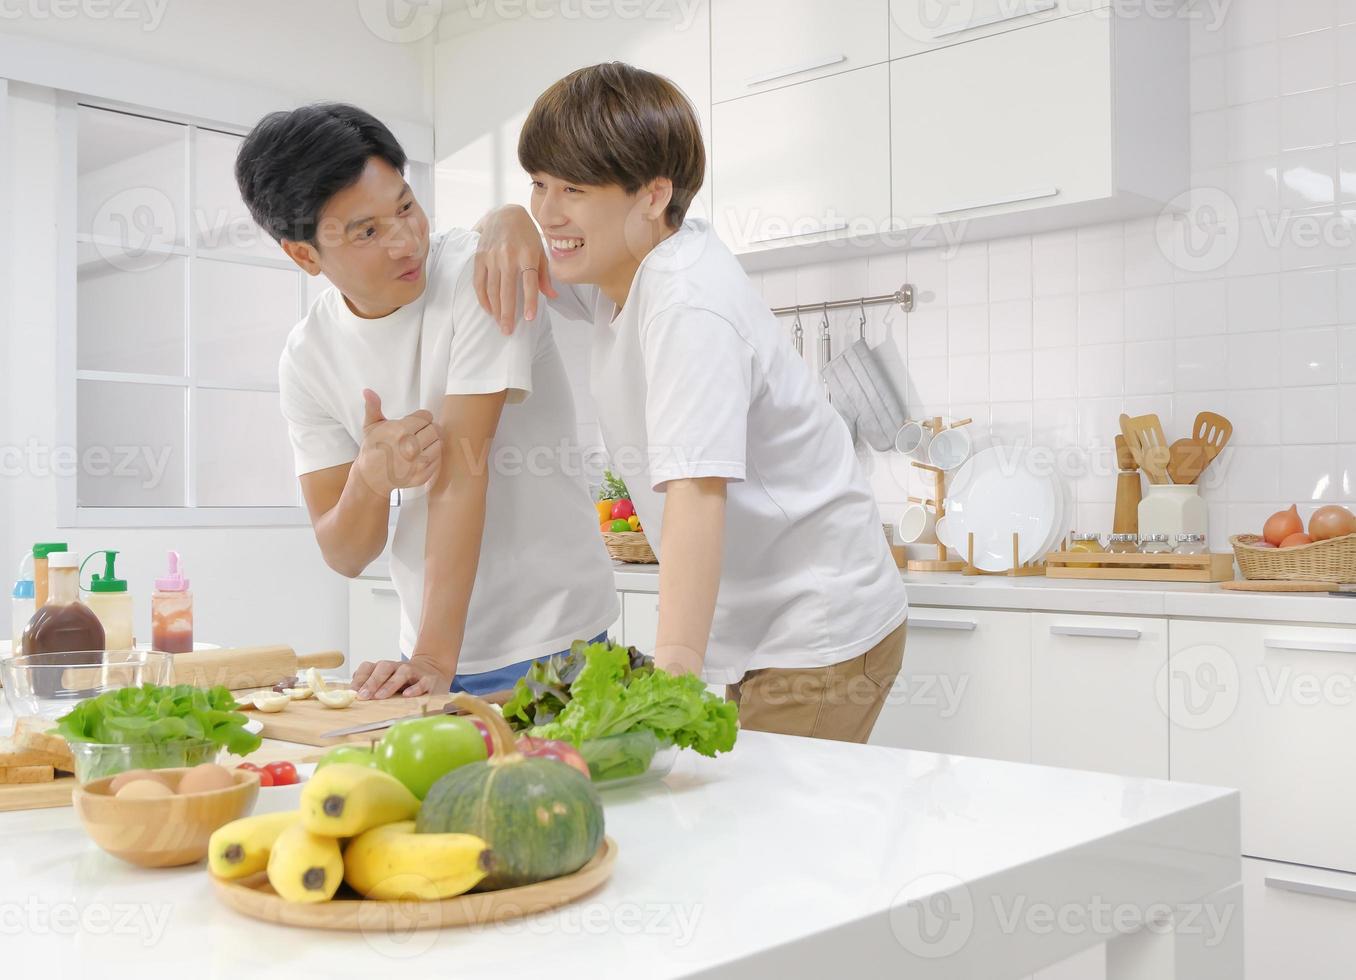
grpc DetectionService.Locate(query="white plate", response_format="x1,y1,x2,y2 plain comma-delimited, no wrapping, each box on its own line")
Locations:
938,446,1058,572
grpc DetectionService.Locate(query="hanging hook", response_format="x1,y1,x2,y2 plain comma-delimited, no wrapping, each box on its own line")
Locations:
792,310,804,356
858,298,868,342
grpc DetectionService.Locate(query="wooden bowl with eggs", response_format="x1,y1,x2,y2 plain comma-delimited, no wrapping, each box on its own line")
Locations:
73,765,260,868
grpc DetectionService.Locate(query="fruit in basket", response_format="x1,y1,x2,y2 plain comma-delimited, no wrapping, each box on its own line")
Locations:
267,822,344,903
1264,505,1304,545
1280,532,1314,548
343,820,495,900
209,810,297,879
594,500,613,524
609,519,631,533
300,763,419,837
417,695,604,890
377,714,487,800
610,498,636,521
1309,505,1356,541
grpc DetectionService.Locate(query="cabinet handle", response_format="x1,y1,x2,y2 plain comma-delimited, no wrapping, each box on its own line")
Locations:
1264,638,1356,655
1049,625,1142,640
748,221,850,246
910,618,977,632
745,53,847,88
369,585,398,597
931,0,1058,39
1265,875,1356,904
931,187,1060,216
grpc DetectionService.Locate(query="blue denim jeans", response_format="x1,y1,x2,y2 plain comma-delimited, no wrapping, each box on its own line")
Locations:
449,632,609,697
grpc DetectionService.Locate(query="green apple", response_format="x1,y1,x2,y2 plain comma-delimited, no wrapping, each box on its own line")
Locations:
315,744,383,770
377,715,487,799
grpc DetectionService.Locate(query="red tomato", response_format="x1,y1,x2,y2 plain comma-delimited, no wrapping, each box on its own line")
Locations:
236,763,260,772
610,498,636,521
237,763,275,787
264,761,298,786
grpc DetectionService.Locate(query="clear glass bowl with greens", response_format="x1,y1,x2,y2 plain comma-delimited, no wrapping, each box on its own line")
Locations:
0,650,173,723
69,739,221,784
578,730,678,787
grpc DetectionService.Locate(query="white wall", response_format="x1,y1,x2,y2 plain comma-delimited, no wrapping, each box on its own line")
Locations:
0,6,435,656
430,0,1356,556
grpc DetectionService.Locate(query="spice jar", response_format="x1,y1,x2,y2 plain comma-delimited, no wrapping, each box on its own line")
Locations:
1174,532,1208,555
1140,533,1173,555
1067,532,1107,568
1108,533,1139,555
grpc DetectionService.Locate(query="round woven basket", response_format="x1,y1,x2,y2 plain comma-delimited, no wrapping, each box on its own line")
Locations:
603,531,657,564
1231,532,1356,583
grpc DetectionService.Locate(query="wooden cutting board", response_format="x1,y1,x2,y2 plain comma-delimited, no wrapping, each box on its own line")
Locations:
0,775,75,812
242,693,460,747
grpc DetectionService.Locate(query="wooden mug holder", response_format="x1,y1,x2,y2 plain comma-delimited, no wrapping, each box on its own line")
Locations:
903,417,972,574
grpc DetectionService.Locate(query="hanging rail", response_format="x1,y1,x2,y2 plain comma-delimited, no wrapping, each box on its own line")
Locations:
771,282,915,318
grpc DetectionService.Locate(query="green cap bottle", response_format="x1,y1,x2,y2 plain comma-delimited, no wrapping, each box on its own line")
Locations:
32,543,68,559
87,551,127,593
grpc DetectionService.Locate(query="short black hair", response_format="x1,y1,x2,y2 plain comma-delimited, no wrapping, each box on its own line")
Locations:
235,102,407,244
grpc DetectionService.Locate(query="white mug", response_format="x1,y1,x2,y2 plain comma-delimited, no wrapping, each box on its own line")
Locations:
894,421,933,461
928,426,973,471
896,503,939,545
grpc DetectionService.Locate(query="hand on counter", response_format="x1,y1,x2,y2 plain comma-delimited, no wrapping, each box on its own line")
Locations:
356,389,441,497
351,654,450,700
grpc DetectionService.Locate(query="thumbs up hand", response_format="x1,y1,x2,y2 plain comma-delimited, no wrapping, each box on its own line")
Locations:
355,388,441,497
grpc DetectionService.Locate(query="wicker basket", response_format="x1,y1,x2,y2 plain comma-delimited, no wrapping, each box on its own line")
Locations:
603,531,657,564
1231,532,1356,583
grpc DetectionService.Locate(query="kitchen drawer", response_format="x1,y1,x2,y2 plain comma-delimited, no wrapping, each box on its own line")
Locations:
890,12,1113,226
870,608,1031,762
621,591,660,653
888,0,1110,60
1244,857,1356,979
712,64,892,252
711,0,888,103
347,578,402,678
1031,614,1168,779
1169,620,1356,872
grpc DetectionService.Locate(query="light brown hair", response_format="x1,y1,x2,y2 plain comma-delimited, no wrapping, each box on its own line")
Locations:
518,62,706,229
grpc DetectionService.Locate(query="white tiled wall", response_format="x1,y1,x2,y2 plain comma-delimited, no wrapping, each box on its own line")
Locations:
729,0,1356,551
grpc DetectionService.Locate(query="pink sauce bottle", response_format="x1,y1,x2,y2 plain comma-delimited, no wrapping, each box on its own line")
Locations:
151,551,193,654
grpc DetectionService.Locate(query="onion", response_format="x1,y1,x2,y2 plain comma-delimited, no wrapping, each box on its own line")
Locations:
1263,504,1304,545
1308,505,1356,541
1280,532,1314,548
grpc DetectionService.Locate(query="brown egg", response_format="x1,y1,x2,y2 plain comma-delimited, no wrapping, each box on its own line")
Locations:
115,778,175,800
176,763,235,795
109,769,171,794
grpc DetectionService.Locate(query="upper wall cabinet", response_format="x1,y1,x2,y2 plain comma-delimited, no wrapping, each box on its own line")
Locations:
710,0,889,104
887,0,1109,59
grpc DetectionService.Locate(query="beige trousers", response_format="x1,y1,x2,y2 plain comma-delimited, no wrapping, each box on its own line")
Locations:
725,622,907,744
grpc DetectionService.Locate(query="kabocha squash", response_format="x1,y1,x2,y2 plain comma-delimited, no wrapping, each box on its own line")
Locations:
416,694,604,890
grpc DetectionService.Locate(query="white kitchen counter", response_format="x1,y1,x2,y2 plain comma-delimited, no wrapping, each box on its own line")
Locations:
0,731,1240,978
612,563,1356,626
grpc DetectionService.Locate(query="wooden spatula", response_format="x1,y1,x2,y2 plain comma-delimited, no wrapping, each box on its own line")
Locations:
1167,438,1211,484
1119,413,1171,485
1113,435,1142,534
1193,411,1232,469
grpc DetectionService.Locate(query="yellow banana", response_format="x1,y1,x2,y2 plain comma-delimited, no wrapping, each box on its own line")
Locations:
344,820,495,901
266,822,344,903
299,763,419,838
208,810,297,879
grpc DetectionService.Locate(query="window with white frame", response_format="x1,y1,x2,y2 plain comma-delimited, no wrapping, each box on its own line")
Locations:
69,102,315,524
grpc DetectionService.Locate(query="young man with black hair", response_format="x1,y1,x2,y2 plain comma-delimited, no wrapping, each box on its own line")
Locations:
477,64,909,742
236,103,616,700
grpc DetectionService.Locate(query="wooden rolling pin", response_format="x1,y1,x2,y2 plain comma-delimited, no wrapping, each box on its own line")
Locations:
61,646,345,694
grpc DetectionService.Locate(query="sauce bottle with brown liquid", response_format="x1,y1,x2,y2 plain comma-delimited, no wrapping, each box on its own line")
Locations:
21,551,106,654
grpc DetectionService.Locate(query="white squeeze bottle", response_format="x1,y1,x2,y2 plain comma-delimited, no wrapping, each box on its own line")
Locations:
151,551,193,654
82,550,135,651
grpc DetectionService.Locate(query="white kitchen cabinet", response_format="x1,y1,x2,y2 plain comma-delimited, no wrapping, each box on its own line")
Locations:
870,608,1031,763
1030,613,1169,779
1243,857,1356,980
711,0,888,104
621,591,661,653
711,64,892,253
346,577,402,679
887,0,1109,61
1169,620,1356,873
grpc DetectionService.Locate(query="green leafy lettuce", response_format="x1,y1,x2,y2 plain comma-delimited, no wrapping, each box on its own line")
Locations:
55,683,262,757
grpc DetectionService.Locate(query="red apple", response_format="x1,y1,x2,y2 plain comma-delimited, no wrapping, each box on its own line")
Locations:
611,498,636,521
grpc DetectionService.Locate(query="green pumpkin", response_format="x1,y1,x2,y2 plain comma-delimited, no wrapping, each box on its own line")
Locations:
415,695,604,890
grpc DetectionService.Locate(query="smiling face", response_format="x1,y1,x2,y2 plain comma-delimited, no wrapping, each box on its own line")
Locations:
281,157,429,319
528,172,674,307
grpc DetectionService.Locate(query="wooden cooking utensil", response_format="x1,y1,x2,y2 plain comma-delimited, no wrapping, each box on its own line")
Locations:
61,646,345,694
1192,411,1232,478
1167,438,1212,485
1119,413,1171,485
1219,580,1339,593
1113,434,1142,534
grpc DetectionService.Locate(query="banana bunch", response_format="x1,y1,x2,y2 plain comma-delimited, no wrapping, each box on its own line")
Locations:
208,763,494,904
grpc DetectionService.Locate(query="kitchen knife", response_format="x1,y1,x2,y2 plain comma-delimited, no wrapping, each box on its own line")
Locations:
319,687,515,739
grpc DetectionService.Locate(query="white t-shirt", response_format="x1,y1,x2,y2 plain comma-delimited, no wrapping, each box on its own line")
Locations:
550,218,908,684
278,229,618,671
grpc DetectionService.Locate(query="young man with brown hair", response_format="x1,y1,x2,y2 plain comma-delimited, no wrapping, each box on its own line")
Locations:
476,63,908,743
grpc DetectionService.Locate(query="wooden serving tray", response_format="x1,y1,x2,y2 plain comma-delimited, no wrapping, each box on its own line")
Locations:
1045,551,1235,583
0,774,76,812
213,836,618,930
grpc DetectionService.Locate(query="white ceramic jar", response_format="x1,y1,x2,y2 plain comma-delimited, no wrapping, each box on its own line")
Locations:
1137,485,1208,541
